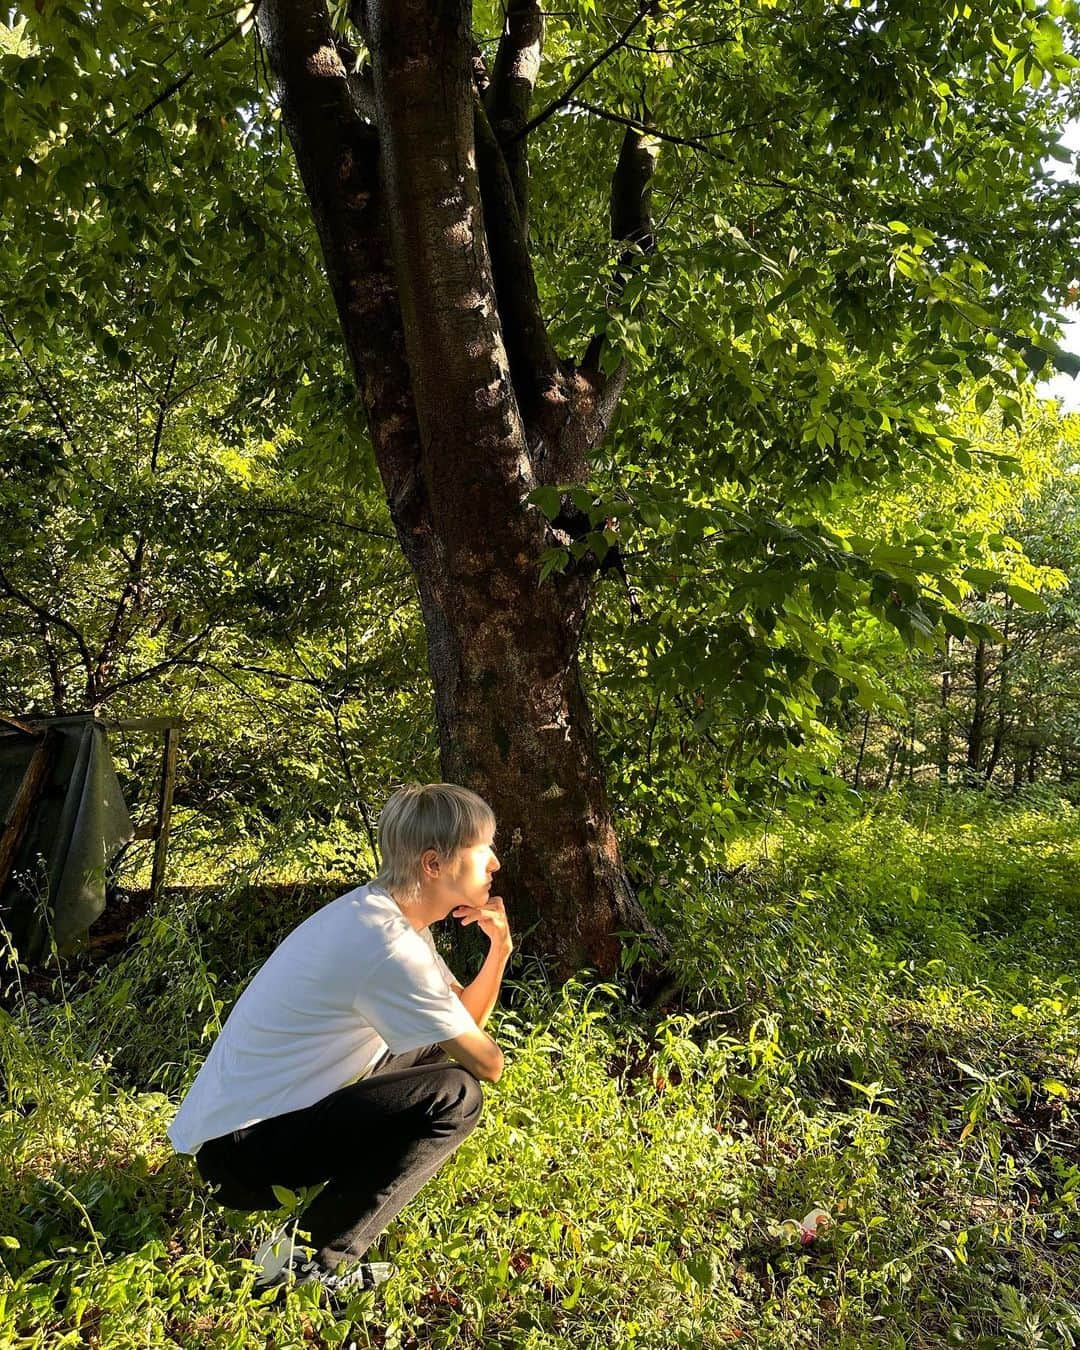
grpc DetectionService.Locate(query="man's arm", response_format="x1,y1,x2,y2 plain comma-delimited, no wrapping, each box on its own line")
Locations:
450,895,512,1030
439,1026,504,1082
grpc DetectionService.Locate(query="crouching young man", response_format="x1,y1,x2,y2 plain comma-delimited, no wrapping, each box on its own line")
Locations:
166,783,511,1304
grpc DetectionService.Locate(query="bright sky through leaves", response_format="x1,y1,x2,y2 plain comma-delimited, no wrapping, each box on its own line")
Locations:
1038,119,1080,410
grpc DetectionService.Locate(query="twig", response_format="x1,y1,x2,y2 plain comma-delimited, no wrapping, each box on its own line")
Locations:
509,1,655,143
0,307,78,450
570,98,770,148
569,98,853,212
123,0,264,126
0,562,95,682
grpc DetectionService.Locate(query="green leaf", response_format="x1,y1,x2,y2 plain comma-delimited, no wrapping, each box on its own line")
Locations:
962,568,1001,591
1004,583,1044,612
811,669,840,703
537,548,569,584
1050,347,1080,377
528,486,562,521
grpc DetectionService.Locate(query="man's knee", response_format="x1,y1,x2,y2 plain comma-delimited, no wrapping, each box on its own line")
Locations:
430,1065,483,1134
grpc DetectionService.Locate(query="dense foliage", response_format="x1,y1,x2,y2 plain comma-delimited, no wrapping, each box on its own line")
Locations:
3,0,1079,810
831,407,1080,790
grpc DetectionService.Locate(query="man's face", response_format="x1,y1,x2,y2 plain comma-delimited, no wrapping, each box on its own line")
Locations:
437,831,499,914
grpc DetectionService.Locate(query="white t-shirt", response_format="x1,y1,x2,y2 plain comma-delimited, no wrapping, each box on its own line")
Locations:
167,883,478,1155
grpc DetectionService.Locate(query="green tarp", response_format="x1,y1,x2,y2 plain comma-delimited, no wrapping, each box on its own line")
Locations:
0,715,133,963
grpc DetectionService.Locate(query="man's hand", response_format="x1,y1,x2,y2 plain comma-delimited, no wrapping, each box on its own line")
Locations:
450,896,512,1031
452,895,513,953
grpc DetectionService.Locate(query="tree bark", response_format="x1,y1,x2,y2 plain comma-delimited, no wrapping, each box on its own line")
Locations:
259,0,662,979
486,0,544,233
967,635,988,779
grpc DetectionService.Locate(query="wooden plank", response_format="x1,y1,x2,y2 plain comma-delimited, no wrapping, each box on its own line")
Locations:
0,729,58,895
148,727,179,905
0,715,39,737
101,716,185,734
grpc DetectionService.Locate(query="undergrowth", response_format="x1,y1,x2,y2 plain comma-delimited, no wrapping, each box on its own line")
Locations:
1,788,1077,1347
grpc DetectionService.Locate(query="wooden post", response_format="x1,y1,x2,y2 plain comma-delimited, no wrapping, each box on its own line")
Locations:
149,726,179,905
0,729,58,896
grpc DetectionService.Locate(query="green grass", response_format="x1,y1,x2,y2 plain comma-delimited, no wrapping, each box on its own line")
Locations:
1,788,1078,1347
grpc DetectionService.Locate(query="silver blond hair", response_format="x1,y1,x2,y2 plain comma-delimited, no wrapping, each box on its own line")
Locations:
371,782,496,904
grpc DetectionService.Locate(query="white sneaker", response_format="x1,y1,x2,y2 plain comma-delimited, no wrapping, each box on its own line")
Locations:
319,1260,395,1295
253,1220,312,1289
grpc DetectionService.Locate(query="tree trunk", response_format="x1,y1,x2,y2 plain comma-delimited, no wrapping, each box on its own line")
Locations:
852,710,870,790
258,0,663,978
883,733,900,790
984,596,1012,784
967,636,988,778
937,633,951,784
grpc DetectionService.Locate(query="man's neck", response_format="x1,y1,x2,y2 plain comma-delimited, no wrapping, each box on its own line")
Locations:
384,886,442,933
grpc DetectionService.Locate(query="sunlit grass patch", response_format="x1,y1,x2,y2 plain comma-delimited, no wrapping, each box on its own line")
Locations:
2,789,1078,1346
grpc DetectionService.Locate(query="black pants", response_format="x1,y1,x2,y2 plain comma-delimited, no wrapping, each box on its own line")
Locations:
194,1044,483,1270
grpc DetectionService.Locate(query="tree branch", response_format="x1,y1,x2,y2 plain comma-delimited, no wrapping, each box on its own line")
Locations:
96,619,220,704
38,618,69,714
509,1,653,144
569,98,770,153
528,92,659,486
150,346,181,474
0,562,95,694
473,94,561,416
365,0,536,536
94,348,183,694
580,109,659,378
0,307,79,451
486,0,544,228
569,96,851,212
245,502,397,541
